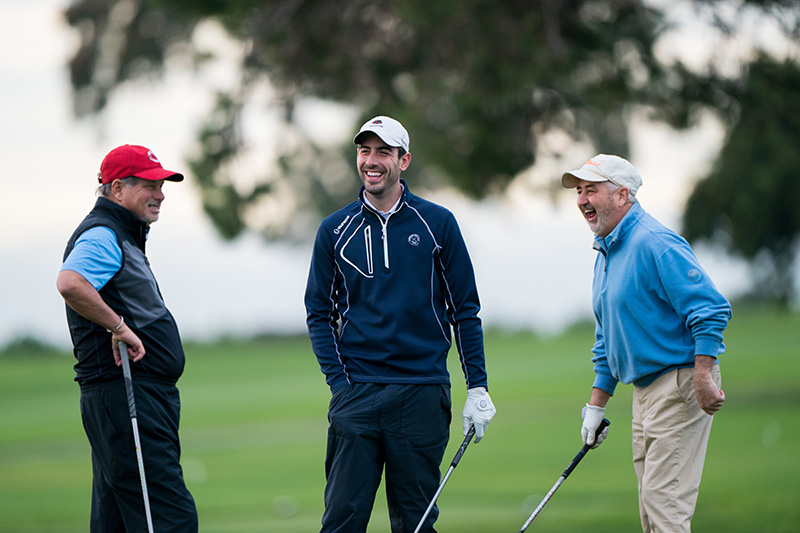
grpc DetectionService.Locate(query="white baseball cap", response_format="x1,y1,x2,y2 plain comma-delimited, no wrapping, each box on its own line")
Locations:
353,116,410,153
561,154,642,196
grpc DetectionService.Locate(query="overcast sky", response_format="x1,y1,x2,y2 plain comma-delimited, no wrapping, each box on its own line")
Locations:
1,0,762,349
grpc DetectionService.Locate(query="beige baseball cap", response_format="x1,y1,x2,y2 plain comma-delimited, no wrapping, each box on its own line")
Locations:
561,154,642,195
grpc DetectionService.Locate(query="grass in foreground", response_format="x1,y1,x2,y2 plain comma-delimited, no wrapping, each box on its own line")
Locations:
0,303,798,532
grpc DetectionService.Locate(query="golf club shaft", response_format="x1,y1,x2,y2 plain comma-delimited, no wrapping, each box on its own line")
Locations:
413,425,476,533
119,342,155,533
519,476,564,530
518,419,610,532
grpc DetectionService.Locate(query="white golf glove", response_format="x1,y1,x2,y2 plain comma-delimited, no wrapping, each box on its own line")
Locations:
581,404,608,449
462,387,496,443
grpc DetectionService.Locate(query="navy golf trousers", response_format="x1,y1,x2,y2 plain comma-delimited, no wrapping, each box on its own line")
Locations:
79,377,198,532
321,382,451,533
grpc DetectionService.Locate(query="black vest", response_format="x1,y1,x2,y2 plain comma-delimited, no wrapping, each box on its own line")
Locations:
62,197,185,385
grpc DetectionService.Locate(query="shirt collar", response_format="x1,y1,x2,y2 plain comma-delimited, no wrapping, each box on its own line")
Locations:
363,183,404,219
593,201,644,251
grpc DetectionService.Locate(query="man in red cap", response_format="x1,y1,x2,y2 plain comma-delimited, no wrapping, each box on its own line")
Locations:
57,145,198,531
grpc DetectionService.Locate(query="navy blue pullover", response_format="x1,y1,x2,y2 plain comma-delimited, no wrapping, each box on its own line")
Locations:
304,181,488,393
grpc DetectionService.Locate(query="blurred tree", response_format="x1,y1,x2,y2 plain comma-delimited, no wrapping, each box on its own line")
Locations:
683,55,800,306
64,0,798,244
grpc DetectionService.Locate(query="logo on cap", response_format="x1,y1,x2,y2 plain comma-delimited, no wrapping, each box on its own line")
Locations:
353,116,410,153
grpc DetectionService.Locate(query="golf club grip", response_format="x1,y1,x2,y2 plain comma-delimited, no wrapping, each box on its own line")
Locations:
451,425,476,467
563,418,610,478
595,418,610,441
118,342,137,418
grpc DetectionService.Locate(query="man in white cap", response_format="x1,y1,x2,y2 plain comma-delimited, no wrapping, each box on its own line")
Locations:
305,116,495,532
562,154,731,532
57,145,198,531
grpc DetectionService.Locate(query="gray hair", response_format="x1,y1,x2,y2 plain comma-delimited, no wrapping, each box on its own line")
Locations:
96,176,139,198
604,180,637,204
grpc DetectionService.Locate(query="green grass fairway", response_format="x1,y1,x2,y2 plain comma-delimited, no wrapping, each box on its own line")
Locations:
1,304,798,532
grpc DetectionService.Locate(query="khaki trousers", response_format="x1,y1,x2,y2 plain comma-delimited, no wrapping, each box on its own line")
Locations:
632,366,720,533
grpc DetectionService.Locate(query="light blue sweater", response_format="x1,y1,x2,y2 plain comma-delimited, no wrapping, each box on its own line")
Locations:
590,202,731,395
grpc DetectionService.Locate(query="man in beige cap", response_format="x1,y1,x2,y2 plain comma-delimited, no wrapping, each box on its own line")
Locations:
562,154,731,532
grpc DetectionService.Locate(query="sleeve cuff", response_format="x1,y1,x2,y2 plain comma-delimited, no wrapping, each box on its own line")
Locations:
593,374,618,396
694,338,723,358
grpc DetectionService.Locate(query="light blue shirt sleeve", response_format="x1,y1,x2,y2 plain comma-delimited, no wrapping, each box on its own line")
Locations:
60,226,123,291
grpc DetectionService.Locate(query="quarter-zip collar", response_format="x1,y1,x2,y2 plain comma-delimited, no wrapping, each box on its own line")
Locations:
358,180,412,270
592,201,644,255
362,184,404,219
359,179,410,218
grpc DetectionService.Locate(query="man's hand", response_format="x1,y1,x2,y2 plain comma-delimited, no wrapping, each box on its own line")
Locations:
581,404,608,449
111,323,145,366
57,270,146,365
462,387,496,443
694,355,725,415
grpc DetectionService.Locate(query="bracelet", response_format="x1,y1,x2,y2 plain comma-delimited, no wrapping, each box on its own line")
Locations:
108,316,124,333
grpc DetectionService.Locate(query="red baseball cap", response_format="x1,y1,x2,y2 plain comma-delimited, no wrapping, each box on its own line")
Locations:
98,144,184,184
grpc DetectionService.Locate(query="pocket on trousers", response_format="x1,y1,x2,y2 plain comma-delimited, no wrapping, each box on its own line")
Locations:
675,367,696,405
402,385,450,449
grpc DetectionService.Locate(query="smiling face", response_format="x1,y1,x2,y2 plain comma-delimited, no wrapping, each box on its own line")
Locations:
356,133,411,210
575,179,632,237
112,177,166,225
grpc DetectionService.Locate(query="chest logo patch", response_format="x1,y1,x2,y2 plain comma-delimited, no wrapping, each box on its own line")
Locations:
408,234,420,246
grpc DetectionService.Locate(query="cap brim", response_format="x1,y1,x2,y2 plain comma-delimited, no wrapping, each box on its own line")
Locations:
353,130,404,150
353,131,371,145
135,168,184,182
561,169,608,188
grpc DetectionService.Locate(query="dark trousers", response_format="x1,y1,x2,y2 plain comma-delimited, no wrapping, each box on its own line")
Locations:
321,383,451,533
80,378,198,532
